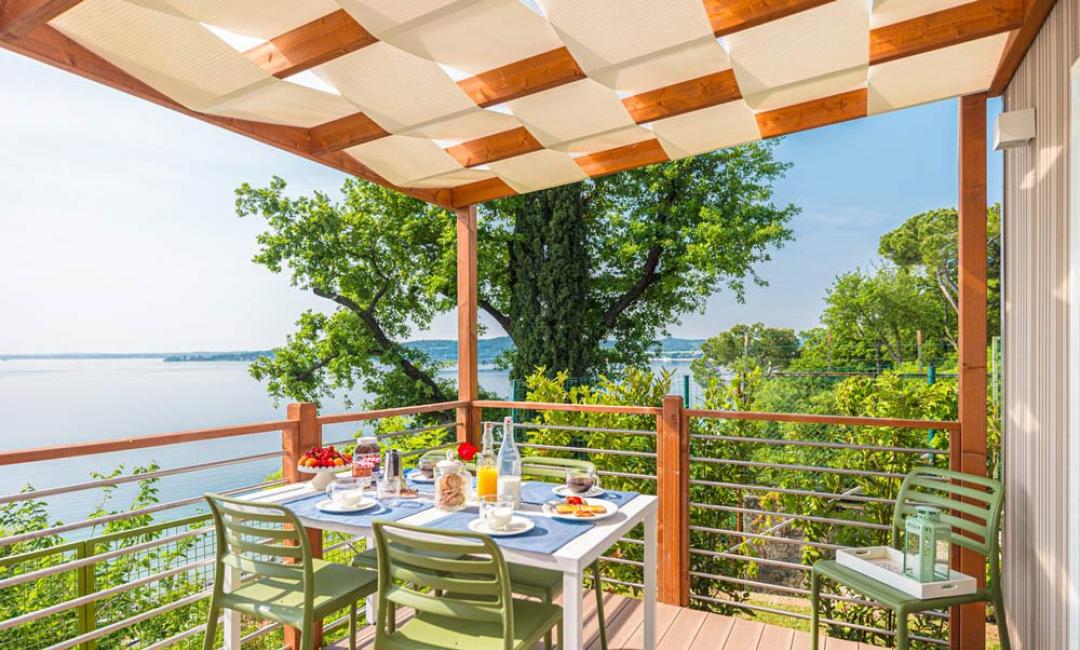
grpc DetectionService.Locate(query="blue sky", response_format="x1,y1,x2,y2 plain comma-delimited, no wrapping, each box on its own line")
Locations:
0,49,1002,353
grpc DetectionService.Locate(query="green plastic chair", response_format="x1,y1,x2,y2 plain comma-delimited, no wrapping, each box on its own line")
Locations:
468,454,609,650
372,520,562,649
202,493,378,650
810,466,1008,650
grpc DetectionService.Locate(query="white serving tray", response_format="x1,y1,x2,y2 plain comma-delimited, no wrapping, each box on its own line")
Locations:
835,546,977,600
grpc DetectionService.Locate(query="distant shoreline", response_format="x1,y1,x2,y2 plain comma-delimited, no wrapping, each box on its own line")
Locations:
1,336,704,363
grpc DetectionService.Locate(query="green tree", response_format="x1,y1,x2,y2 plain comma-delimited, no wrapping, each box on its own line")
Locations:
877,204,1001,345
239,142,797,405
691,322,799,385
816,265,947,368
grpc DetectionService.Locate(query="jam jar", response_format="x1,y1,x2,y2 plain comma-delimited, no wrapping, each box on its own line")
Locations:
352,436,380,478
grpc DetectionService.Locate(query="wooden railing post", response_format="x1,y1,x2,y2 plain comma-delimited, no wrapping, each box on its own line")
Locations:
656,394,690,606
283,402,324,650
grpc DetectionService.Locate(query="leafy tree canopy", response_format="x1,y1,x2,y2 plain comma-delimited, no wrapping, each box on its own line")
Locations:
878,204,1000,341
690,322,799,386
239,142,797,406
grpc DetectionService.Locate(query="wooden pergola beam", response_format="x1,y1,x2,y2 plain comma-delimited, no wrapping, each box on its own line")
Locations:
445,127,544,168
243,9,376,78
309,112,389,156
988,0,1059,95
622,69,742,124
755,88,868,138
575,139,670,178
452,178,517,208
0,0,81,37
870,0,1025,66
457,47,586,108
704,0,833,37
953,92,989,650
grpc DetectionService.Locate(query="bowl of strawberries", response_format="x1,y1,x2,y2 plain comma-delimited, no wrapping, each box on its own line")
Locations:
298,446,352,490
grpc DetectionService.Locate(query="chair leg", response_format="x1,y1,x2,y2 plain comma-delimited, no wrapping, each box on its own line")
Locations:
992,590,1011,650
591,562,608,650
202,600,220,650
896,610,909,650
349,602,357,650
809,569,821,650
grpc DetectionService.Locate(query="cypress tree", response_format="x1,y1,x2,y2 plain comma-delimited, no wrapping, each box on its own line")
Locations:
508,183,595,384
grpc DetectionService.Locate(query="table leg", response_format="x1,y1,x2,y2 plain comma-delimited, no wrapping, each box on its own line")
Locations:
223,565,241,650
365,536,378,624
562,567,584,649
643,509,658,650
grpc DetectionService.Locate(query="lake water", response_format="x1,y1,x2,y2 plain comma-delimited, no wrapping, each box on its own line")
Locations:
0,358,697,530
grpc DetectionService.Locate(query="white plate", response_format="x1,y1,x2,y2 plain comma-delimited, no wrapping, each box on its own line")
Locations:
544,498,619,522
552,484,605,498
407,471,435,484
315,497,377,514
467,516,536,537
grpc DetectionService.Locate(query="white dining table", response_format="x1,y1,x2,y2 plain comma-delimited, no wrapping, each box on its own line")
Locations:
238,481,659,650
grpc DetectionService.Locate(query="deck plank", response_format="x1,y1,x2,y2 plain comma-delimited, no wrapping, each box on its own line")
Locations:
655,607,708,649
789,630,827,650
688,609,736,649
333,592,890,650
758,624,796,649
722,618,765,649
617,601,682,649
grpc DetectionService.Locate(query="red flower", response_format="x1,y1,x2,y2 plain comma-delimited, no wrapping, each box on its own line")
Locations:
457,441,478,462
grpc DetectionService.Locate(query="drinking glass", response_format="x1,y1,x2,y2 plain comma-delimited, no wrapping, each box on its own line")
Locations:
326,477,364,509
565,468,600,495
376,476,401,506
480,496,515,532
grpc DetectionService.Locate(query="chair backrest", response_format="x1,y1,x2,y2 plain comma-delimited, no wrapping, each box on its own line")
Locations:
465,454,596,480
890,466,1004,562
519,456,596,480
372,521,514,650
204,493,314,595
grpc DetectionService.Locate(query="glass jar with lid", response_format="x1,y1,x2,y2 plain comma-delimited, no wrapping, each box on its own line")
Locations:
434,451,470,512
352,436,380,478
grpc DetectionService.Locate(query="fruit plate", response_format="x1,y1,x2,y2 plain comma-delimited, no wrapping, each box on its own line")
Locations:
552,484,605,498
467,516,536,537
316,497,377,514
543,498,618,522
298,464,349,490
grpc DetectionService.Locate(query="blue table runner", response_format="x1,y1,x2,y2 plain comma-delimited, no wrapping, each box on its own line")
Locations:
425,508,597,554
281,493,433,527
518,481,639,507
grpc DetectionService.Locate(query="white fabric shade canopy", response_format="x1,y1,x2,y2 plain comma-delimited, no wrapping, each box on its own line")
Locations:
12,0,1023,207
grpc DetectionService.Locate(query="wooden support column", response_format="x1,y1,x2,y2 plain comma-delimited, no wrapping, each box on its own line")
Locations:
657,394,690,606
282,403,324,650
953,93,988,650
456,205,480,445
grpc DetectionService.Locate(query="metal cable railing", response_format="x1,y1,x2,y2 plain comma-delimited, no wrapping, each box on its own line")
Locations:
0,403,463,650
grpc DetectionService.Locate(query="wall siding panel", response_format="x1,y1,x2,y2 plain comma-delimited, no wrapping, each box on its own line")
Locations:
1003,0,1078,648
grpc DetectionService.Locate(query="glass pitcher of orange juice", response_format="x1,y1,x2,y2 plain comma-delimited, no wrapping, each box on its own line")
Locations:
476,422,498,500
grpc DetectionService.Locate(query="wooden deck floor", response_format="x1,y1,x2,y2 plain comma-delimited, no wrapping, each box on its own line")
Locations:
328,591,878,650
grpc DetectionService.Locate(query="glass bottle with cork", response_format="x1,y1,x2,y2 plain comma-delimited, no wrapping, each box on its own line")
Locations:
475,422,498,500
496,416,522,508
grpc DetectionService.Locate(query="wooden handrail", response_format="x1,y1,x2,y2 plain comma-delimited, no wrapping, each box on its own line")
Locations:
684,408,960,431
472,400,663,416
315,400,469,425
0,419,297,466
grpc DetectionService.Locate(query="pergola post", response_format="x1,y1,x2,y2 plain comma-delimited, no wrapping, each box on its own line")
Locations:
456,205,480,445
953,92,988,650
